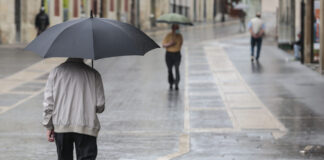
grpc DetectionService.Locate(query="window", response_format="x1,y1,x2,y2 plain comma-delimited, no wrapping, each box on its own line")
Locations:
110,0,114,11
55,0,60,16
74,0,78,17
92,0,98,16
124,0,128,12
81,0,87,15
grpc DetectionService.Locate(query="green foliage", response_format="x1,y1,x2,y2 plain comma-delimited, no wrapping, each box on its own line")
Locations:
63,0,69,9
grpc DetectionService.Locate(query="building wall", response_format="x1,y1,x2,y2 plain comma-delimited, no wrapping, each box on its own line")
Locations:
21,0,42,43
155,0,170,28
0,0,44,44
0,0,93,44
49,0,64,26
243,0,261,20
261,0,278,12
175,0,215,23
206,0,214,21
190,0,203,22
119,0,131,23
66,0,81,19
139,0,151,30
102,0,131,22
197,0,204,21
261,0,279,39
80,0,91,18
295,0,302,38
155,0,170,18
189,0,195,21
0,0,15,44
277,0,295,44
213,0,222,20
0,0,217,44
106,0,117,19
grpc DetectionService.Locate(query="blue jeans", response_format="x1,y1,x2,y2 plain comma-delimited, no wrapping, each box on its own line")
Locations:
251,37,263,60
294,44,301,59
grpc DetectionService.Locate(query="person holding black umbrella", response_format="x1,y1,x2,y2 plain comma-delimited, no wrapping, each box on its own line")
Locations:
163,24,183,91
26,11,159,159
43,58,105,160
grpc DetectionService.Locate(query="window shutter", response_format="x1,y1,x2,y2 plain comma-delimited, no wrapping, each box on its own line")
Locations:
73,0,78,17
55,0,60,16
110,0,114,11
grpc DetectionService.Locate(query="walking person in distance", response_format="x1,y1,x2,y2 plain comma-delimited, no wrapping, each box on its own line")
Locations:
249,12,265,62
162,24,183,91
35,7,50,35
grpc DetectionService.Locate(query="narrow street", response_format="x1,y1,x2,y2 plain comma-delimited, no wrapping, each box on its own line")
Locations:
1,21,324,160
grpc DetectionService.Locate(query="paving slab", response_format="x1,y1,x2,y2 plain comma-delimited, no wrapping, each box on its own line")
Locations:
0,46,42,79
12,82,45,92
0,93,29,106
190,110,233,128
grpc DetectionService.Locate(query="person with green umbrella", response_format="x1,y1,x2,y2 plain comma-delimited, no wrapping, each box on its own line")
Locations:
157,13,192,91
162,24,183,91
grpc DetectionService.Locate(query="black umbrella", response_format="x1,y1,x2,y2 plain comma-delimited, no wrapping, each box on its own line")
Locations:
25,12,159,61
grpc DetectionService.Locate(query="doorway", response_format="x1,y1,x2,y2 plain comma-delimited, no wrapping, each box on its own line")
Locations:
15,0,21,42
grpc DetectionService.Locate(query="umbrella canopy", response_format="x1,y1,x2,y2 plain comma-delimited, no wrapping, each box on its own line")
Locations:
25,17,159,60
156,13,193,26
234,3,248,10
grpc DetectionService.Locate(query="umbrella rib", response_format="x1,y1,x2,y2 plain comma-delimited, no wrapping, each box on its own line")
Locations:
45,19,88,58
91,19,96,60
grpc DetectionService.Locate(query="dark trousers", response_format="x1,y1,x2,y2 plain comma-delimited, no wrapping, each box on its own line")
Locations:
166,51,181,86
251,37,263,60
54,132,97,160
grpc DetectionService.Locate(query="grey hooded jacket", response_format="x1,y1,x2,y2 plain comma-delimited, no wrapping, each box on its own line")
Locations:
42,58,105,137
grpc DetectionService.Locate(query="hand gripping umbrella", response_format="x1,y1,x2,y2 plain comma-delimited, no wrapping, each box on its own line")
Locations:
156,13,193,26
25,11,159,64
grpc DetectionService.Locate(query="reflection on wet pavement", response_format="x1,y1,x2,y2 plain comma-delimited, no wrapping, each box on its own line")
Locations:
1,22,324,159
221,35,324,159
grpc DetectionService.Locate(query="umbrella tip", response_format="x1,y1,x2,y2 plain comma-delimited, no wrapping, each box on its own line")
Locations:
90,10,93,18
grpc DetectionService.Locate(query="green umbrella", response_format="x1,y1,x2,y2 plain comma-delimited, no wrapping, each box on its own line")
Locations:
156,13,193,26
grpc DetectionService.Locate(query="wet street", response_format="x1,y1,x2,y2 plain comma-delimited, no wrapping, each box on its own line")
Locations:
1,21,324,160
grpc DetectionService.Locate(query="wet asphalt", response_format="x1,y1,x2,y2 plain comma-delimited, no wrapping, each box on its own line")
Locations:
1,21,324,160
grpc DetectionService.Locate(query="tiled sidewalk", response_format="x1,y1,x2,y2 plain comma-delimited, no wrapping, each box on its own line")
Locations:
184,42,286,136
0,58,64,114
